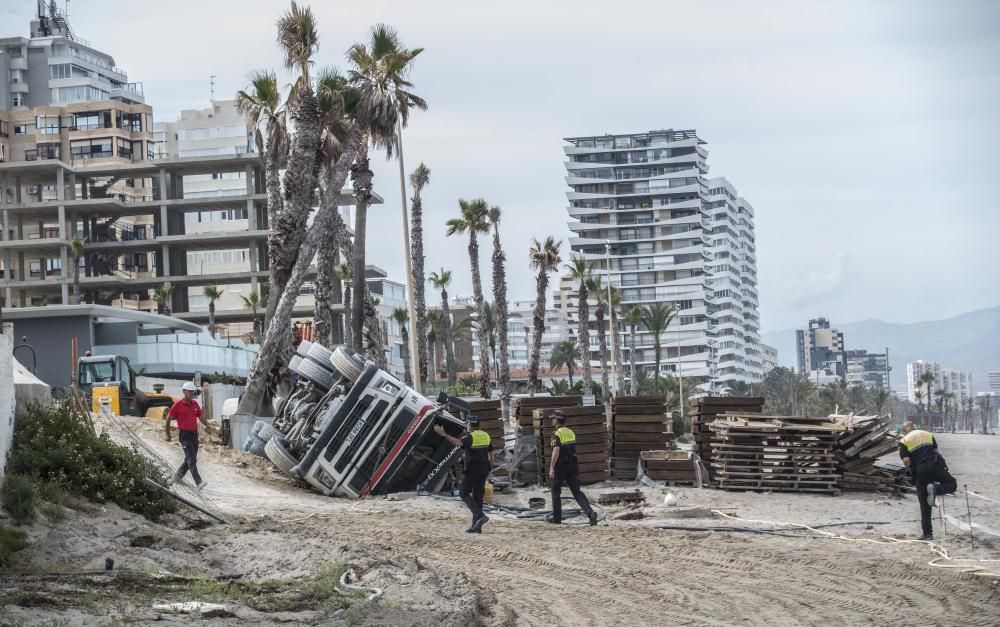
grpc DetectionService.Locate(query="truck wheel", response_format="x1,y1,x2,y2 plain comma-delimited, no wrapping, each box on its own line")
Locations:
330,347,364,383
251,420,270,437
242,434,267,457
264,436,298,476
257,423,278,442
305,343,334,370
295,357,334,390
295,340,314,358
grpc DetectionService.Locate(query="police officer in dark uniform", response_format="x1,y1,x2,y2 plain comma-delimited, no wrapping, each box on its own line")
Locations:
899,420,957,540
547,410,598,526
435,416,493,533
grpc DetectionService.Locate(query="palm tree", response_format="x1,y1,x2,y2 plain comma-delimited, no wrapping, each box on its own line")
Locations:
446,198,492,398
527,236,561,393
429,269,457,386
914,389,925,416
977,395,993,434
236,69,287,324
362,295,387,368
425,309,443,383
641,303,677,394
481,302,498,381
919,371,936,413
409,163,431,385
203,286,224,338
623,305,643,396
566,256,595,394
154,285,174,316
334,262,352,347
349,138,373,353
238,19,425,415
241,290,262,344
873,387,890,415
488,206,511,415
586,276,609,401
550,339,581,388
391,307,412,386
548,379,574,396
602,286,625,397
69,237,85,304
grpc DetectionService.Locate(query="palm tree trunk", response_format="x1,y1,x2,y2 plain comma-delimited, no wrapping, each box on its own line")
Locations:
596,307,609,401
629,323,637,396
491,226,511,416
428,330,437,384
73,260,81,305
350,139,372,355
610,309,624,397
528,268,549,393
238,124,364,415
266,88,321,332
654,339,662,394
400,326,412,386
410,193,428,386
468,233,490,398
262,131,284,326
363,295,386,368
342,281,352,348
578,282,591,393
441,289,456,386
208,301,216,338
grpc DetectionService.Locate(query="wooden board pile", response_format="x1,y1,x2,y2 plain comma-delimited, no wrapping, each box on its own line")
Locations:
611,396,674,480
510,396,582,484
532,405,609,485
692,396,766,478
708,414,845,493
831,413,902,491
640,450,700,484
512,396,582,428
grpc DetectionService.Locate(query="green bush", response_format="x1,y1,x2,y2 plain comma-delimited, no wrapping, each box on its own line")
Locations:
7,404,176,520
1,475,35,525
0,526,28,568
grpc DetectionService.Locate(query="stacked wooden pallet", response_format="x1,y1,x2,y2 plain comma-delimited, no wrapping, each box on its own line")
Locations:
708,414,845,493
532,406,610,485
512,396,582,428
611,396,674,480
692,396,766,478
466,399,505,447
832,414,902,491
640,450,699,484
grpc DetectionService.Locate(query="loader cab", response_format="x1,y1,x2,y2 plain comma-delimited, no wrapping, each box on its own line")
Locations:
78,355,135,395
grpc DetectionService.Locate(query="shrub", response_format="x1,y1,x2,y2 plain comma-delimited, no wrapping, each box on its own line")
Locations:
0,526,29,568
1,475,35,525
7,404,176,520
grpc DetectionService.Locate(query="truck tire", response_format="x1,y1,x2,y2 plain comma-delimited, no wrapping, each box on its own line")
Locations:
265,436,298,476
305,343,334,370
251,420,270,437
242,434,267,457
295,357,334,390
257,423,278,442
330,347,364,383
288,354,304,374
295,340,314,358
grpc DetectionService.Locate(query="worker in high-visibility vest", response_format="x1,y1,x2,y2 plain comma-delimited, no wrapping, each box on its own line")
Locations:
899,421,957,540
547,410,598,526
435,415,493,533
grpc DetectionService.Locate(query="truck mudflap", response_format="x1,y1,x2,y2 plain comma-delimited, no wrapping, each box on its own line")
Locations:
358,403,435,497
292,363,378,478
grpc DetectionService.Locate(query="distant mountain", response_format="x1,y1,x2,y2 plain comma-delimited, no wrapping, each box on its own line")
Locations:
762,306,1000,393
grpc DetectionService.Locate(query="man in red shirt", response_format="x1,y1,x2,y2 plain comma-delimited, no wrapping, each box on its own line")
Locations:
165,382,210,489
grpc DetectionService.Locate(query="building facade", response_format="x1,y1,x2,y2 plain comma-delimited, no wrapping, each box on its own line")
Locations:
796,318,846,381
845,349,889,389
906,360,974,405
761,343,779,375
563,129,763,391
989,371,1000,394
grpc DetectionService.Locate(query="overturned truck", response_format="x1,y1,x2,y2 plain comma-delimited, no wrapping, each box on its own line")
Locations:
247,340,467,497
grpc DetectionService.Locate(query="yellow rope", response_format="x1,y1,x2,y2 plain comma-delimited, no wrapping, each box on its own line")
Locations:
711,510,1000,578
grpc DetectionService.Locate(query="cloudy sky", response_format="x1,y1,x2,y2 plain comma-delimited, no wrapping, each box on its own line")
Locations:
8,0,999,331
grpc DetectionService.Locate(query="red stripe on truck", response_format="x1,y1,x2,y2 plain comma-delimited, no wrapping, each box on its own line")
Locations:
360,403,434,497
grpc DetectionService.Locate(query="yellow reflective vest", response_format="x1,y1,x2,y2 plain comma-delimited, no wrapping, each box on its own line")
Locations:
901,429,934,452
470,429,492,449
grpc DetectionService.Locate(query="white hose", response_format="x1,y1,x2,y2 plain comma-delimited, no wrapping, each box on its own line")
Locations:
338,568,383,602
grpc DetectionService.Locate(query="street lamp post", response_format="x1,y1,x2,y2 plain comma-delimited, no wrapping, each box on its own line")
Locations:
396,120,421,391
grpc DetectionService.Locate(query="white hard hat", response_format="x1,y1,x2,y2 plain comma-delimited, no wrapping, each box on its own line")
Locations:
182,382,198,392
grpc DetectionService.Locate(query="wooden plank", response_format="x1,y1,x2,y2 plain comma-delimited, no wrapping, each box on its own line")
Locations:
614,431,670,443
612,414,670,423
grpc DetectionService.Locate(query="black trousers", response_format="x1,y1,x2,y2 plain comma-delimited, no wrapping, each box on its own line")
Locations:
914,459,957,536
460,464,490,522
176,429,203,485
551,462,595,523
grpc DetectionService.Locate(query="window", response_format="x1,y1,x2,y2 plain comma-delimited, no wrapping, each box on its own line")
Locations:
14,124,28,135
0,120,8,138
49,64,72,79
71,138,112,160
73,111,110,130
37,144,60,160
11,93,25,108
36,116,60,134
116,138,132,159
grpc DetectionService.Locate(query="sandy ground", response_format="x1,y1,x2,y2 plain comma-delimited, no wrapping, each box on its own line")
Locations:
4,420,999,626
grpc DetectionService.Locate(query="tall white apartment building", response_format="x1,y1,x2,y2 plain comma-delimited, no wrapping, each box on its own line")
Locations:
906,360,974,405
153,100,255,314
563,129,763,391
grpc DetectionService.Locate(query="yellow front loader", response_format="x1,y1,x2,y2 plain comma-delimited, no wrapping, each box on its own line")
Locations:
79,354,176,418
